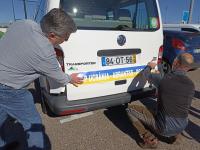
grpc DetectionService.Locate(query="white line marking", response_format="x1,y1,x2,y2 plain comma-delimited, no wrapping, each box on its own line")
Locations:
59,112,94,124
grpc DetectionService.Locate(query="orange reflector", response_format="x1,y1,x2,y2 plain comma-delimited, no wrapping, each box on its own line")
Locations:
59,108,86,116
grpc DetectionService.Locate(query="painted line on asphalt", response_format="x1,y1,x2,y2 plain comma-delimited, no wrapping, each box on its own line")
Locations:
59,112,94,124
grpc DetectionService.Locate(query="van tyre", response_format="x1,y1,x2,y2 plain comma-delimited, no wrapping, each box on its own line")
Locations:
41,94,57,117
34,79,42,100
41,94,47,114
34,79,47,114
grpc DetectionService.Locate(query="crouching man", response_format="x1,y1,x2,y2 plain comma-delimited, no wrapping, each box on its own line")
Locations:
127,53,195,149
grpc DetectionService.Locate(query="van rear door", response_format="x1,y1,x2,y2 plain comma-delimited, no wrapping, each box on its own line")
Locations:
55,0,163,100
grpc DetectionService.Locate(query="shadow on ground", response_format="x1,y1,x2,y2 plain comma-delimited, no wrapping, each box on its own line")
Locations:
189,106,200,119
103,105,141,143
194,90,200,99
184,120,200,143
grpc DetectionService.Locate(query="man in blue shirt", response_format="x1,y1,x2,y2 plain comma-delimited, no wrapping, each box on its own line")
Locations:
0,9,83,150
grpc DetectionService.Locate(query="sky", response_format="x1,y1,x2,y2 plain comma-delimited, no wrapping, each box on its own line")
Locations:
0,0,200,24
159,0,200,24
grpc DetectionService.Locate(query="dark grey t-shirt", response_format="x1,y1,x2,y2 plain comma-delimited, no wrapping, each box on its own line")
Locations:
158,71,195,118
0,20,71,89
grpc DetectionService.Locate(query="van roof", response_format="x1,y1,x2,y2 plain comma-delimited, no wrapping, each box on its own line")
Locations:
163,24,200,32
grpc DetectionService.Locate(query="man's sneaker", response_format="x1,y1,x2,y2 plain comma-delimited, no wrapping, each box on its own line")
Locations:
138,132,159,149
166,134,182,144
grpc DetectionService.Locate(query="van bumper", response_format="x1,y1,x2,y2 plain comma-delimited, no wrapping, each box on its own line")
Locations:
43,87,156,116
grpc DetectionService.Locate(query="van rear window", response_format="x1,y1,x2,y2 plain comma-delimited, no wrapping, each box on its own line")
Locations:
60,0,160,31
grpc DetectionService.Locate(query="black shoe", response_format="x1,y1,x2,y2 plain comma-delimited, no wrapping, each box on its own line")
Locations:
166,136,177,144
4,141,20,150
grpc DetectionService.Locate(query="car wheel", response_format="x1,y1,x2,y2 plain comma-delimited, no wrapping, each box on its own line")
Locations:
41,94,57,117
40,94,48,114
162,60,171,73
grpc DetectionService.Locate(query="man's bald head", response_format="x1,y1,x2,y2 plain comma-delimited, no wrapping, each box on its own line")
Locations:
172,53,194,71
176,53,194,67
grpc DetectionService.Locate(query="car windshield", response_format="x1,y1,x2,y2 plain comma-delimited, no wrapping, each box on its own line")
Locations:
60,0,159,31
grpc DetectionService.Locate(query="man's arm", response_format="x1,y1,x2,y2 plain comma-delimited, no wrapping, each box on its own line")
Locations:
143,61,162,88
35,52,82,86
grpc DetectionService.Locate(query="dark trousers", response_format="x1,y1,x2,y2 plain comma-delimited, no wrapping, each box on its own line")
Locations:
126,104,188,137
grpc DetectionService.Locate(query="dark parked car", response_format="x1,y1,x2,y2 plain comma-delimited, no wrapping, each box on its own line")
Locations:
162,30,200,72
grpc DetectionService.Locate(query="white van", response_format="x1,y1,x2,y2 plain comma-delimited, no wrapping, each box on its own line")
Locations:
35,0,163,116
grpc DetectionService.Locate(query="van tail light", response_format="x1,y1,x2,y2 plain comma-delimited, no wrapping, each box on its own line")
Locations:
55,48,65,72
157,45,163,64
59,108,86,116
172,38,186,50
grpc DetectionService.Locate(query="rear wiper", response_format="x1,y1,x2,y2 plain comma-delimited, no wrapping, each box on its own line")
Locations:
115,25,132,31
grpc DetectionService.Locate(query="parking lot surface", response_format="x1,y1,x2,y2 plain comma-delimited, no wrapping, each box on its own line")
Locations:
3,70,200,150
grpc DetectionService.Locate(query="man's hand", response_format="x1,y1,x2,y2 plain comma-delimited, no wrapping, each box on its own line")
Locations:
69,73,84,87
147,61,157,70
